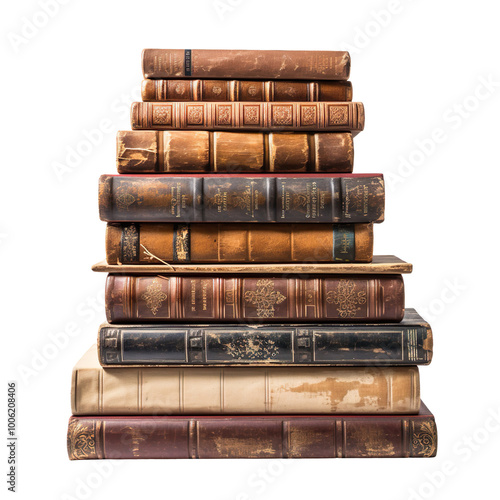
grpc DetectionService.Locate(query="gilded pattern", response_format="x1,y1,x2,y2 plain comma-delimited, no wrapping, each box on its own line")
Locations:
116,193,135,211
243,105,260,125
301,105,317,126
326,279,367,318
412,421,437,457
329,105,348,125
141,278,168,315
272,105,293,126
153,105,172,125
187,105,204,125
244,279,286,318
217,105,232,125
67,420,96,460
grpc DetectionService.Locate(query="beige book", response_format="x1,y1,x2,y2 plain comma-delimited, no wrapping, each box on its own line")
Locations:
71,346,420,415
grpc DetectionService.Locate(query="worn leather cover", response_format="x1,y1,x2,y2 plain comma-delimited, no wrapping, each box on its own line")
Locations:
71,345,420,416
142,79,353,102
98,174,384,223
131,102,364,133
67,403,437,459
117,131,354,174
98,308,431,367
142,49,350,80
105,222,373,264
105,274,404,323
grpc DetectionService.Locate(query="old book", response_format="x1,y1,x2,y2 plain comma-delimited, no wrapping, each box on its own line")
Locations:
71,345,420,416
92,255,413,275
117,131,354,174
131,102,364,133
98,308,432,367
142,79,353,102
67,403,437,459
105,274,404,323
105,223,373,264
142,49,350,80
98,174,384,223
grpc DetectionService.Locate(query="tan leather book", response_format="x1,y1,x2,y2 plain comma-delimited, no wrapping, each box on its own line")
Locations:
71,346,420,415
130,101,364,134
105,223,373,264
117,131,354,174
142,79,352,102
142,49,350,80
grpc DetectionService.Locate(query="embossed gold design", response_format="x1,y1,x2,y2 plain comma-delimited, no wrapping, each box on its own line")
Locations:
141,278,168,315
122,224,138,261
301,105,317,126
224,336,279,360
412,421,437,457
174,83,185,95
174,225,190,262
326,279,367,318
244,279,286,318
116,193,135,211
212,86,222,95
187,105,204,125
272,105,293,126
243,105,260,125
329,105,348,125
153,105,172,125
247,85,258,96
67,420,96,460
217,105,232,125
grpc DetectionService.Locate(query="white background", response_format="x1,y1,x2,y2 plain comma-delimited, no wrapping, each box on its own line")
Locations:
2,0,500,499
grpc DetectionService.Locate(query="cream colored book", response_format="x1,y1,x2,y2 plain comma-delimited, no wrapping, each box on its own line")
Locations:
71,345,420,415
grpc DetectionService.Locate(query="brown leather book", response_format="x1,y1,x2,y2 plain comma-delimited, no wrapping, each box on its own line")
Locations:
105,274,404,323
142,49,350,80
71,345,419,416
130,101,364,134
67,403,437,459
142,79,353,102
98,174,384,224
117,131,354,174
105,223,373,264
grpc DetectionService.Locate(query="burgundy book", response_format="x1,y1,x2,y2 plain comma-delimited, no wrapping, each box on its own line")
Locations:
105,274,405,323
67,402,437,459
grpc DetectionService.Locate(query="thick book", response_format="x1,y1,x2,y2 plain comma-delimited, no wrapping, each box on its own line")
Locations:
67,403,437,459
117,131,354,174
98,174,384,223
131,101,364,134
142,79,353,102
142,49,350,80
105,274,404,323
98,308,432,367
105,222,373,264
71,345,420,416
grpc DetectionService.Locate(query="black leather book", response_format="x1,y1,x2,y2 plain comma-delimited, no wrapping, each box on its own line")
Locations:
98,308,431,367
98,173,384,223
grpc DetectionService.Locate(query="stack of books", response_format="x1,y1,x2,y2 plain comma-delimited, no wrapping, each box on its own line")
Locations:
67,49,437,460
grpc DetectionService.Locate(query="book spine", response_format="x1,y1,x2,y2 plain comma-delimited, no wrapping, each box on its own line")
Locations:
98,175,384,223
67,413,437,459
98,323,432,366
105,223,373,264
130,102,364,133
116,131,354,174
142,49,350,80
71,364,419,415
142,79,353,102
104,275,404,323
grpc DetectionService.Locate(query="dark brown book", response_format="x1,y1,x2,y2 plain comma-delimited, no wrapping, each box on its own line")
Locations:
98,309,432,367
117,131,354,174
130,102,364,134
98,174,385,224
105,274,404,323
67,403,437,459
142,49,350,80
142,79,353,102
105,223,373,264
